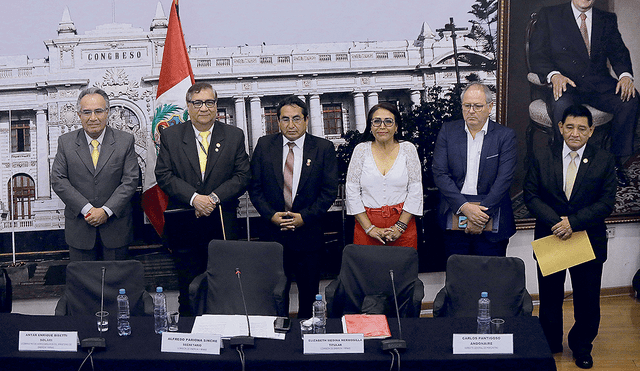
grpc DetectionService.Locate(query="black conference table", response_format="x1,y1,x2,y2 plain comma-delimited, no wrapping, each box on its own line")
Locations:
0,313,556,371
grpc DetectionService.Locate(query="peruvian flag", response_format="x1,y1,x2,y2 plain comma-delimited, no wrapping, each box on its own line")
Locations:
141,0,195,236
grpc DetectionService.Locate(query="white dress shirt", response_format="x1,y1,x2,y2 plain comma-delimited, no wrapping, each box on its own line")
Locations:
562,142,586,188
460,120,488,196
81,129,112,217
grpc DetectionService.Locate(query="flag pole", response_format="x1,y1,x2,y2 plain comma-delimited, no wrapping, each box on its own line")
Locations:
8,109,16,265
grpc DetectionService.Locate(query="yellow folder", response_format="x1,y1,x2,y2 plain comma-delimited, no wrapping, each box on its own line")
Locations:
531,231,596,276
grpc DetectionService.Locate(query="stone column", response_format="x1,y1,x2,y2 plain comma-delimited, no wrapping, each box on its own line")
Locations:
366,92,379,112
249,96,263,153
410,90,422,108
36,109,50,198
234,97,249,154
309,94,323,137
353,92,366,133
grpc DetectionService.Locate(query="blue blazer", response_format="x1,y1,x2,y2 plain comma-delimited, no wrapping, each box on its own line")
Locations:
432,119,517,243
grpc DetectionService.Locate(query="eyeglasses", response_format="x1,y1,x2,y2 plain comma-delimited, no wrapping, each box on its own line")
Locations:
280,116,304,124
462,103,487,112
79,108,108,116
188,100,217,108
371,118,395,127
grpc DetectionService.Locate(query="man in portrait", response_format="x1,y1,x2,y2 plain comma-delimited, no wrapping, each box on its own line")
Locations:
249,96,338,318
432,83,517,257
51,87,139,261
155,82,250,315
529,0,637,184
524,104,617,369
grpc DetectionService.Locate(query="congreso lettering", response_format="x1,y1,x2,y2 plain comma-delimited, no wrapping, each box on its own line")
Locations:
87,51,143,61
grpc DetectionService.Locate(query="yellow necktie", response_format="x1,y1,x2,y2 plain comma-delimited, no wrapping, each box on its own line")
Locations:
91,140,99,167
198,131,210,174
565,151,578,199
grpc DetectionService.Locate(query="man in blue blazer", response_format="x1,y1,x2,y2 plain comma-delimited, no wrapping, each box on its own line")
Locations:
249,96,338,318
529,0,637,183
433,83,517,257
524,104,617,369
51,87,139,261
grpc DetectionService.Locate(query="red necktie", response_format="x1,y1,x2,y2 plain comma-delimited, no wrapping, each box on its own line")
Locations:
283,142,295,211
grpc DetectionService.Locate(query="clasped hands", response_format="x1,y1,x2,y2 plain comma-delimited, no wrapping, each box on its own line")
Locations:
193,194,217,218
551,73,635,102
84,207,108,227
271,211,304,231
551,216,573,240
459,203,489,235
366,225,403,244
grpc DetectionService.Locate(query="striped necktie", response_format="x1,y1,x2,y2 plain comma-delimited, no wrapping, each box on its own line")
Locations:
283,142,295,211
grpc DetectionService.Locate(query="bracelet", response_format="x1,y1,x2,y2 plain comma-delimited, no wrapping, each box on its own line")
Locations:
395,220,408,232
364,225,375,235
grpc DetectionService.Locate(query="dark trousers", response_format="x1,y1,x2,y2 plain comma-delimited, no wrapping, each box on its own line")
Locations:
283,247,321,319
537,260,603,356
550,85,638,157
164,208,237,316
443,230,508,258
68,232,129,261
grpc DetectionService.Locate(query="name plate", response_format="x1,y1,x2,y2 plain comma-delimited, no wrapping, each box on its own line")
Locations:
453,334,513,354
303,333,364,354
19,331,78,352
161,332,221,355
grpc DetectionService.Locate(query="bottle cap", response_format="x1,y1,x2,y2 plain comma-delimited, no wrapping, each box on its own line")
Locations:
481,292,488,297
156,287,163,293
316,294,322,301
119,288,126,295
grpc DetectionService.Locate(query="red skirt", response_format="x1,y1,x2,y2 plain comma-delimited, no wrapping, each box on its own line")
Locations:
353,202,417,249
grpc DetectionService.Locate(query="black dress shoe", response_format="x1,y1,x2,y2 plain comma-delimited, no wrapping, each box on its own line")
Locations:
616,165,630,186
575,354,593,369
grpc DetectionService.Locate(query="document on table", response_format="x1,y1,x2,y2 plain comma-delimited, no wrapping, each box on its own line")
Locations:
532,231,596,276
191,315,286,340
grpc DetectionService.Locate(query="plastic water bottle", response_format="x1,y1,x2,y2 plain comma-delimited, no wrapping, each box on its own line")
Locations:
117,288,131,336
312,294,326,334
154,287,168,334
477,291,491,334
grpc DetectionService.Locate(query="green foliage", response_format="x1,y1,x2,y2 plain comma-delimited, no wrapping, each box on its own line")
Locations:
466,0,498,67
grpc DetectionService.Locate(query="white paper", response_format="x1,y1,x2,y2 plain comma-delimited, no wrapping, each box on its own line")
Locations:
191,315,285,340
161,332,221,355
452,334,513,354
303,333,364,354
18,331,78,352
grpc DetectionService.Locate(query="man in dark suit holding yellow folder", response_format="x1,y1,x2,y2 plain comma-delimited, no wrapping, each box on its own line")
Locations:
524,104,617,369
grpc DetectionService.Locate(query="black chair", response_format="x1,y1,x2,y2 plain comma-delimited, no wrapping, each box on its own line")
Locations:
0,268,11,313
188,240,288,316
433,254,533,318
325,244,424,318
55,260,153,316
525,12,612,160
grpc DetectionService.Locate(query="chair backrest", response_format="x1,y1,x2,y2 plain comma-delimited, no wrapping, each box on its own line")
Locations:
200,240,287,316
434,254,532,318
55,260,150,316
0,268,11,313
326,244,424,318
525,12,539,73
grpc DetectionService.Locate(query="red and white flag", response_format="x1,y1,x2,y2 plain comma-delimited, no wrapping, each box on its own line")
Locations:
141,0,194,236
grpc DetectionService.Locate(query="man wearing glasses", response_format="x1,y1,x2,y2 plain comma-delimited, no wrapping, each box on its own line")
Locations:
51,87,139,261
249,96,338,318
155,82,250,315
432,83,517,257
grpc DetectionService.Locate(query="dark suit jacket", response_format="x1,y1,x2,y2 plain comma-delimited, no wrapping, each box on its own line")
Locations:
51,126,139,250
249,133,338,251
155,120,250,213
432,119,517,243
529,2,633,94
523,143,617,262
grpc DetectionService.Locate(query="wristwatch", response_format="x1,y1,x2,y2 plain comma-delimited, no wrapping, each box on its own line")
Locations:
209,193,220,204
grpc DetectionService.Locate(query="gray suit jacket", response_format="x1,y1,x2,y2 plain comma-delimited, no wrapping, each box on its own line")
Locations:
51,126,139,250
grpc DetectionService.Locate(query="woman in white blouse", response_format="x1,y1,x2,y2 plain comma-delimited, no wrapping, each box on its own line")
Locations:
345,102,423,249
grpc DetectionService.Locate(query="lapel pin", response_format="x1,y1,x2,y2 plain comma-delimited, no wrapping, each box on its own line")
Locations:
306,159,311,166
215,148,219,152
583,158,588,164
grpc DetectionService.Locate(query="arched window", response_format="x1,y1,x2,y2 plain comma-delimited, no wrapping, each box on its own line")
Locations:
8,174,35,220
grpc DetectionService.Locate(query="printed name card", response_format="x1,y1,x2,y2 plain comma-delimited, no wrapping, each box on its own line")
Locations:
453,334,513,354
303,333,364,354
19,331,78,352
161,332,221,355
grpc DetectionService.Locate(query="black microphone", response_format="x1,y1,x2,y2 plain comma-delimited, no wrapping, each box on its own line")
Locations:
230,268,254,347
81,267,107,350
381,269,406,351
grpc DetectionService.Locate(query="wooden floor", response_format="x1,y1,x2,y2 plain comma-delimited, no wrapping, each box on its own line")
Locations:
532,294,640,370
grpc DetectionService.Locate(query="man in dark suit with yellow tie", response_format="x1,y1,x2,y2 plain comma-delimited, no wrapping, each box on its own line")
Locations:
51,87,139,261
249,96,338,318
524,104,617,369
155,82,250,315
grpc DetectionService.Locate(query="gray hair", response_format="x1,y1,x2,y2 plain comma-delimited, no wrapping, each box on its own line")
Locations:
460,83,494,104
77,87,110,111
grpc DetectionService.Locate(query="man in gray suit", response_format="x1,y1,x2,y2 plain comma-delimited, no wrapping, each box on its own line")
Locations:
52,87,139,261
